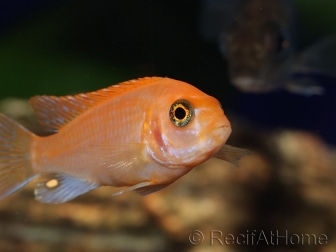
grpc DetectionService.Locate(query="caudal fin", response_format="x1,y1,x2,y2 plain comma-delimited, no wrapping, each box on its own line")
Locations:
0,114,37,199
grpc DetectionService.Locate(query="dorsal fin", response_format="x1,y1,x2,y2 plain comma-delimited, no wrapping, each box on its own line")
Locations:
29,77,164,132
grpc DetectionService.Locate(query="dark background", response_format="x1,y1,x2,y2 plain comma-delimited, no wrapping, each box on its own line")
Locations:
1,0,336,145
1,1,336,252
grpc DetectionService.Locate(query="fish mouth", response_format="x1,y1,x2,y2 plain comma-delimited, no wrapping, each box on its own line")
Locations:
232,77,269,93
208,125,231,155
213,124,231,142
233,77,254,87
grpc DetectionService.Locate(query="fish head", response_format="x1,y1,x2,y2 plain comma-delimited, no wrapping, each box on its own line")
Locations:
143,81,231,169
220,0,293,92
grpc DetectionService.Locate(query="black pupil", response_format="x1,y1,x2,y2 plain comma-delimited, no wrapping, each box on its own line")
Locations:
175,107,186,120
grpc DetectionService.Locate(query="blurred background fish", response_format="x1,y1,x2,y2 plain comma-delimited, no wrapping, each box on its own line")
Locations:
200,0,336,96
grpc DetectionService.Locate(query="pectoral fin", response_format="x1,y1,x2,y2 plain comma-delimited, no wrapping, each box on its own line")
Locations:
111,182,169,196
293,35,336,76
111,181,153,196
285,79,325,96
213,144,253,167
35,174,99,204
135,184,169,196
284,35,336,96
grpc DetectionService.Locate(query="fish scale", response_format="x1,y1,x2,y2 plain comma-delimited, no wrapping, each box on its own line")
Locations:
33,100,146,176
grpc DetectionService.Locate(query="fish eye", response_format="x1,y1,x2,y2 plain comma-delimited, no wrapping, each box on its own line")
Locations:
169,99,193,127
261,21,289,56
275,33,289,54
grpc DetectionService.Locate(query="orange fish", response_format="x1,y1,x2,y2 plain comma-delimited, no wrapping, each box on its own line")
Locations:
0,77,250,204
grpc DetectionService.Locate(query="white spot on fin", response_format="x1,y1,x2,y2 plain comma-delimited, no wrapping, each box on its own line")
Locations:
46,179,58,188
35,173,99,204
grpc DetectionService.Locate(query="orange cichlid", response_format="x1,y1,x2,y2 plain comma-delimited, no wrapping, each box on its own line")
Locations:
0,77,251,204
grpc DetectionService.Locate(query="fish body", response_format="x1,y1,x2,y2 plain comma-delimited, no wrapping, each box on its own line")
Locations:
200,0,336,95
0,77,250,204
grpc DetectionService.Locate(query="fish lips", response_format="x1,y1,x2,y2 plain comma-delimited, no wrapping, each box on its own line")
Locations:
206,123,232,146
214,124,232,143
232,77,272,93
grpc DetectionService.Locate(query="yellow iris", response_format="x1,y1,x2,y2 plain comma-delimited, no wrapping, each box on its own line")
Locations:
169,100,193,127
